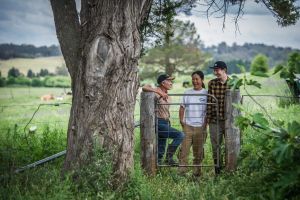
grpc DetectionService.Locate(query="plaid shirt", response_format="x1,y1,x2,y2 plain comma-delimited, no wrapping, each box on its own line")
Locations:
207,77,230,122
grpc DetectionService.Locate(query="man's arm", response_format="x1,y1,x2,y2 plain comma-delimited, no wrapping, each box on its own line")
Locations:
142,85,168,100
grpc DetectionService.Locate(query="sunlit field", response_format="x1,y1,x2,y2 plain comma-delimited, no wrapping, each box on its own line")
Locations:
0,56,65,77
1,73,299,199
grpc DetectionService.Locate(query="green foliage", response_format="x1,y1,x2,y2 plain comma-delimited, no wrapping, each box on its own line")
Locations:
43,76,71,88
0,125,145,199
141,0,196,49
250,54,269,75
268,0,300,26
245,79,261,88
228,75,243,90
224,59,251,74
204,42,299,71
0,77,6,87
8,67,21,77
71,148,115,198
31,77,43,87
139,64,162,82
0,126,66,175
273,52,300,98
141,19,211,75
3,76,71,88
14,76,31,86
237,120,300,199
38,68,50,77
0,82,299,199
250,71,270,77
228,68,261,90
274,52,300,82
6,76,32,86
27,69,35,78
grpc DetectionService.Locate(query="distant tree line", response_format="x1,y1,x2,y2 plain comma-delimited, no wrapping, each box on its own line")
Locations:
203,42,300,74
0,66,70,87
0,43,61,59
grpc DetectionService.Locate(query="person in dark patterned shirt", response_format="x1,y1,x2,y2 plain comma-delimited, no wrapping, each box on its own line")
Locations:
206,61,230,175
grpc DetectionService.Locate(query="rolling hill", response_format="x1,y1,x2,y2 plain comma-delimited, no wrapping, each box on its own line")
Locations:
0,56,65,77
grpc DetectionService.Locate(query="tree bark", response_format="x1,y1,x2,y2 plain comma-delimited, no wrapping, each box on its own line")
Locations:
50,0,152,186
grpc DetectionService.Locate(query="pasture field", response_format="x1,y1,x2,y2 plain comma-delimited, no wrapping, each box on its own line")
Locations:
0,74,299,199
0,56,65,77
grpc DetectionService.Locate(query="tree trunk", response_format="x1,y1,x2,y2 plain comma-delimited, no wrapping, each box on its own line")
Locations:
50,0,152,186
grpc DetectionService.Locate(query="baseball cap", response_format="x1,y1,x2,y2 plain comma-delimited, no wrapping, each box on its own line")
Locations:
210,61,227,69
157,74,175,84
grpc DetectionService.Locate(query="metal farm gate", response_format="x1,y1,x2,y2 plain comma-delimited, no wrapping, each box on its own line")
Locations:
140,90,241,175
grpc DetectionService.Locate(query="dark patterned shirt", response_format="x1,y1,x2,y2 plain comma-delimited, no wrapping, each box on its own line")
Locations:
207,77,230,122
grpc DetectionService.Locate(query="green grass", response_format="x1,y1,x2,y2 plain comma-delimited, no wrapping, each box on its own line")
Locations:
0,74,299,199
0,56,65,77
0,87,72,134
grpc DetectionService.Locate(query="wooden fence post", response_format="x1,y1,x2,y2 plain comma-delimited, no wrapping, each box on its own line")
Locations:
225,89,241,171
140,91,156,175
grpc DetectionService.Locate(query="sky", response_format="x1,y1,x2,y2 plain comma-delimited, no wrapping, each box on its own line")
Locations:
0,0,300,49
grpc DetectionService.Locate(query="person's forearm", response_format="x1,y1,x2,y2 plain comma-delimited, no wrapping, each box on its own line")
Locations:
142,85,155,92
179,106,185,125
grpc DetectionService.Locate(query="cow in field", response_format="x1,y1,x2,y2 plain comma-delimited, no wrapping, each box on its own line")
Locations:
40,94,54,101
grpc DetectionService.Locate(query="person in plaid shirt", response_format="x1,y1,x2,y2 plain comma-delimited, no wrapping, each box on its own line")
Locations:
206,61,230,175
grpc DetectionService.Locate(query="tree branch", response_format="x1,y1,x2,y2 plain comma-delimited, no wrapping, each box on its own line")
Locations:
50,0,81,80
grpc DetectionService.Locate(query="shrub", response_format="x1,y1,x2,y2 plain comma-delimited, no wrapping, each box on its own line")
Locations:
71,148,115,198
27,69,35,78
31,77,43,87
250,54,269,75
0,77,6,87
43,76,71,88
14,76,31,86
6,77,16,85
8,67,21,77
236,115,300,200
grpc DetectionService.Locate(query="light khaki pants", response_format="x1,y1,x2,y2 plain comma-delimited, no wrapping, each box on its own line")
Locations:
179,124,207,175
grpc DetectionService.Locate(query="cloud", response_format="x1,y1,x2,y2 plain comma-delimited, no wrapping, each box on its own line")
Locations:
0,0,57,46
0,0,299,48
178,1,300,49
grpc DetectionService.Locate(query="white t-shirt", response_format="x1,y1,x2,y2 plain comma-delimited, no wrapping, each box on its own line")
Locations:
181,88,208,127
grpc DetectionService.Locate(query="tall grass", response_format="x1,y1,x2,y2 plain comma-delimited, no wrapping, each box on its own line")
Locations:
0,75,299,199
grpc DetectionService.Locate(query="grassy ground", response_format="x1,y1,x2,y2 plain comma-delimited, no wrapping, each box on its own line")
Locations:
0,74,299,199
0,56,65,77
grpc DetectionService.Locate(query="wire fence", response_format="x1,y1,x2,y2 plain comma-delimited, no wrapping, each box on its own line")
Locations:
1,93,299,174
0,102,72,134
241,95,300,125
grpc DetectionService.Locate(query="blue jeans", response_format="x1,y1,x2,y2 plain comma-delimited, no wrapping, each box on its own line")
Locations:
157,118,185,161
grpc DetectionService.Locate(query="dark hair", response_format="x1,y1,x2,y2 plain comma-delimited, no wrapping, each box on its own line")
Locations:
191,70,205,88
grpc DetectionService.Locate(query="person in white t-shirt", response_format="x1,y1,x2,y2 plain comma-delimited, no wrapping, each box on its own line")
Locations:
179,70,208,176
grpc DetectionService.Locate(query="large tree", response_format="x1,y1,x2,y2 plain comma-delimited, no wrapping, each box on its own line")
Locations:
50,0,152,186
50,0,299,187
141,19,210,76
